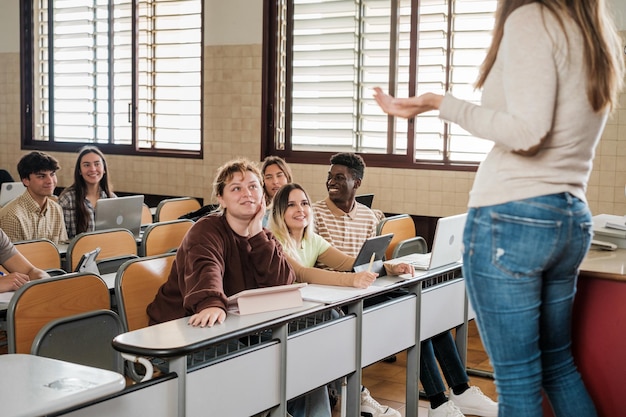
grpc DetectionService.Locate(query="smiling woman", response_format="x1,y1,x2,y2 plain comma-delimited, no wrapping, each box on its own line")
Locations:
58,146,116,239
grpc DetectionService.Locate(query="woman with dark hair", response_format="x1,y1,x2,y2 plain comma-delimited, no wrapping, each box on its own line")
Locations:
58,146,116,238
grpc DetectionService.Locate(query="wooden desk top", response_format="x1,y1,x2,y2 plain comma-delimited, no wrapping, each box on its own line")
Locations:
580,248,626,281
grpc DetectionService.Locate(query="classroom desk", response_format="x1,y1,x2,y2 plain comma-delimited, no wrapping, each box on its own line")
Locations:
567,248,625,417
538,248,626,417
0,353,125,417
111,263,467,417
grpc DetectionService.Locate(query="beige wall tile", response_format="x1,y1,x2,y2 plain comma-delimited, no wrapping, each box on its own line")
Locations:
2,33,625,217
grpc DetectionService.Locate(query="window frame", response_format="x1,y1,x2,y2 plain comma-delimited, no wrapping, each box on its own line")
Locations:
262,0,494,172
19,0,204,160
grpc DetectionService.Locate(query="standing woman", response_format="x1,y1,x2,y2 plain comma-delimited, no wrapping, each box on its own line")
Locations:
58,146,116,239
374,1,624,417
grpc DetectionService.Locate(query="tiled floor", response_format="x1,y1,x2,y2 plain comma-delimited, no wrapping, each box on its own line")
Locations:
334,320,496,416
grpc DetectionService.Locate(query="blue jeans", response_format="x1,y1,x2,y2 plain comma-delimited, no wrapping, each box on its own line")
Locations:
463,193,596,417
421,331,469,397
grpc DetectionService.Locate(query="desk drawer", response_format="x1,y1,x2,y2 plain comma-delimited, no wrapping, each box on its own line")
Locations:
187,342,281,416
421,279,465,340
287,315,356,398
362,295,417,366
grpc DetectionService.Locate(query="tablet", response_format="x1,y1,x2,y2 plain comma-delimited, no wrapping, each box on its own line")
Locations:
352,233,394,276
75,247,101,274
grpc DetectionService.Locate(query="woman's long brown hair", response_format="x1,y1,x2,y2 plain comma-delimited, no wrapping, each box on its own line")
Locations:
476,0,624,112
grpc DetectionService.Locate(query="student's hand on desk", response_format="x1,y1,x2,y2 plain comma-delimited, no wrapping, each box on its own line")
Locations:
352,271,378,289
0,272,30,292
384,262,415,277
188,307,226,328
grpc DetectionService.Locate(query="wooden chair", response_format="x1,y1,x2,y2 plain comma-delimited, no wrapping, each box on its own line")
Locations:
155,197,201,222
115,253,175,332
6,272,110,353
376,214,416,260
13,238,62,271
392,236,428,258
141,203,154,225
66,228,138,273
139,219,194,257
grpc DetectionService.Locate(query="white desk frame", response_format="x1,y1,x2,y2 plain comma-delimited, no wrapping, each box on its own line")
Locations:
112,262,467,417
0,354,125,417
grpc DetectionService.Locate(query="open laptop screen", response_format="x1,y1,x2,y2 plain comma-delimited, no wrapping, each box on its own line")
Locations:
94,195,144,237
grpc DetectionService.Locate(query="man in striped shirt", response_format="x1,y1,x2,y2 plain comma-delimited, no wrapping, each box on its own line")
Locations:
313,152,382,260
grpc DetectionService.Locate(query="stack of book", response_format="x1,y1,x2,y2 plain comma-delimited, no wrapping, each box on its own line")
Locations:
592,214,626,249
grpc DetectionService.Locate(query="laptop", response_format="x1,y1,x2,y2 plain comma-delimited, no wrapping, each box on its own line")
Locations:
355,193,374,208
0,181,26,207
407,213,467,270
352,233,394,276
94,195,144,238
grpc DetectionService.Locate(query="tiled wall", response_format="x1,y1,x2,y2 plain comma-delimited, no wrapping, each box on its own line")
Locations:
1,36,625,217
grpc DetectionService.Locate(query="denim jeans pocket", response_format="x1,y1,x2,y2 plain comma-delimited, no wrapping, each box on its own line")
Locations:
491,212,560,278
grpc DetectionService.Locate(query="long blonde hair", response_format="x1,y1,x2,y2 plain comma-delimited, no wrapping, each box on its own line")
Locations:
476,0,624,112
268,183,315,259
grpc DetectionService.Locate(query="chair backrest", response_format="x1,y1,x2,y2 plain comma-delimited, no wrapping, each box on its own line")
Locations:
66,228,138,272
7,272,110,353
141,203,153,225
31,309,124,374
376,214,416,260
139,219,194,257
392,236,428,258
14,238,62,270
155,197,201,222
115,253,175,331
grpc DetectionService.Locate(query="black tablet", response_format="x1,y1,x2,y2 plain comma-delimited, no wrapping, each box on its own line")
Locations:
352,233,393,276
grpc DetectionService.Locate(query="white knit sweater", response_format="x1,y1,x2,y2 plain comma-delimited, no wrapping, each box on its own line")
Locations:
439,3,609,208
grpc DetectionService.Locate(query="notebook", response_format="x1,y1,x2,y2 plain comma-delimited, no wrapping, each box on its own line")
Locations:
407,213,467,270
352,233,394,276
94,195,144,238
0,181,26,207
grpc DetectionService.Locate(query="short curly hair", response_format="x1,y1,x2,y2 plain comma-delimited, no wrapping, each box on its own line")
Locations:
329,152,365,180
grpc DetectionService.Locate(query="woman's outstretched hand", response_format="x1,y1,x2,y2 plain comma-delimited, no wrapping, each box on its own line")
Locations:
373,87,443,119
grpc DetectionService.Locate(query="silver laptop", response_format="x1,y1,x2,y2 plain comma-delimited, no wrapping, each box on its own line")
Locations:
0,181,26,207
407,213,467,270
94,195,144,238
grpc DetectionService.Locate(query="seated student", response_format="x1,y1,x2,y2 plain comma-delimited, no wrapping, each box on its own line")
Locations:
58,146,116,239
147,158,296,327
261,155,293,226
313,152,497,417
0,228,49,292
269,183,414,287
0,151,68,244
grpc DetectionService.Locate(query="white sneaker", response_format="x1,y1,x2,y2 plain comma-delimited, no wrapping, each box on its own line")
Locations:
449,386,498,417
428,401,465,417
360,387,400,417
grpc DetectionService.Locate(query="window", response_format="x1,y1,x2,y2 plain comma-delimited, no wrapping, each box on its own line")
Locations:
21,0,203,157
263,0,497,169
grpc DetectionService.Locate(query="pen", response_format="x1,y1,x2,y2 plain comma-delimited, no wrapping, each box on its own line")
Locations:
367,252,375,273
